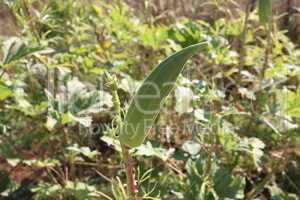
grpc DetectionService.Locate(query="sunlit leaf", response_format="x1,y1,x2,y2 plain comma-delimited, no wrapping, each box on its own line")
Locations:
135,141,174,161
45,116,57,131
182,140,201,155
120,43,207,148
67,144,99,160
0,84,12,100
175,86,194,114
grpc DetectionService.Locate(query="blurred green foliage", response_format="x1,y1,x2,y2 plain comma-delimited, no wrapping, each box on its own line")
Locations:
0,0,299,199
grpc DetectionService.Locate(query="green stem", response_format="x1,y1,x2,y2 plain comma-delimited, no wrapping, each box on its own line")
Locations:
121,145,137,200
238,2,251,70
261,20,273,82
105,72,137,200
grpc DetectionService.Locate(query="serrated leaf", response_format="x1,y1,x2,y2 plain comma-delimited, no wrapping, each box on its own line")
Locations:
120,43,207,148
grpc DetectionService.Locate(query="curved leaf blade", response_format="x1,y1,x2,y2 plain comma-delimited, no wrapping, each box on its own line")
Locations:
120,43,207,148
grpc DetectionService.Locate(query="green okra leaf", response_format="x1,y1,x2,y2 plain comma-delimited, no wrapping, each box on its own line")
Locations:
258,0,272,24
120,43,207,148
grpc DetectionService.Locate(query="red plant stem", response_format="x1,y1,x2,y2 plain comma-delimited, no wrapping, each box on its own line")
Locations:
121,145,137,200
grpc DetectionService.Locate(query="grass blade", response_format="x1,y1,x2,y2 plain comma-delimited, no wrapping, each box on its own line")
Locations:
258,0,272,24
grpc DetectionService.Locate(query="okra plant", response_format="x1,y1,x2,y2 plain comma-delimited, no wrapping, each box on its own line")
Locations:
118,0,271,150
106,43,207,199
110,0,273,197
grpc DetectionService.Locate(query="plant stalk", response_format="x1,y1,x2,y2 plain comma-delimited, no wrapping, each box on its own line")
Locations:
261,14,273,81
105,72,138,200
121,145,138,200
238,2,251,70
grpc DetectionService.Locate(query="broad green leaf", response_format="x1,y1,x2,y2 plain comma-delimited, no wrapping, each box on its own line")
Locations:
240,137,265,167
278,87,300,118
182,140,201,155
258,0,272,24
139,25,168,50
61,112,74,125
120,43,207,148
213,167,245,199
0,84,12,100
218,128,239,153
67,144,99,160
286,88,300,117
134,141,174,161
101,136,122,152
65,181,96,200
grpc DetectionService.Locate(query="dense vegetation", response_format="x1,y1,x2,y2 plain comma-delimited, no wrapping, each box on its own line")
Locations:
0,0,299,199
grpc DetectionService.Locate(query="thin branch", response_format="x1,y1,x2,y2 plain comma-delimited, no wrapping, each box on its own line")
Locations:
93,168,113,183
